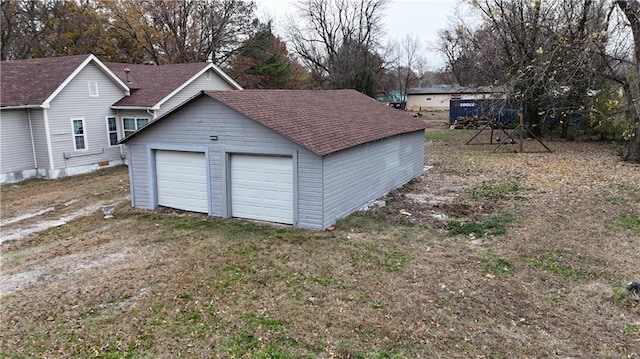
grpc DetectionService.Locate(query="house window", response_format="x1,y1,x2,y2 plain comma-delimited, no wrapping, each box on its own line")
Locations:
107,117,118,146
123,117,149,137
72,118,86,150
88,81,99,97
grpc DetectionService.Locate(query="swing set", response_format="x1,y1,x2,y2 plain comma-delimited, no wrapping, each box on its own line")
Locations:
464,112,553,153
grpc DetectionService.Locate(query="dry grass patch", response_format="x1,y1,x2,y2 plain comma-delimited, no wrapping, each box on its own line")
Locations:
1,131,639,358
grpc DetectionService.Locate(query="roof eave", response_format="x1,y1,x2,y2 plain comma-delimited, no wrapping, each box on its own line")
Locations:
154,63,243,109
110,105,155,110
0,104,43,110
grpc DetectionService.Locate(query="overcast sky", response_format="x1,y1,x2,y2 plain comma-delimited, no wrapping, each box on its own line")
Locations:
252,0,463,69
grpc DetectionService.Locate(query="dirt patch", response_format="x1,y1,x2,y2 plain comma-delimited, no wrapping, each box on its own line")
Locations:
0,245,137,296
1,166,130,244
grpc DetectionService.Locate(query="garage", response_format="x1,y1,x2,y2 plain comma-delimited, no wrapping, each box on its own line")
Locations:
122,89,426,230
230,154,293,224
155,150,208,213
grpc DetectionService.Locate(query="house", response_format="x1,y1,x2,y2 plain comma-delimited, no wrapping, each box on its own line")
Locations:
406,85,504,112
0,54,241,183
121,89,426,230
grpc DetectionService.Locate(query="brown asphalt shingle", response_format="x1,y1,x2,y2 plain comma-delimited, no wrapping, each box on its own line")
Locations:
106,62,209,108
203,89,426,155
1,54,91,107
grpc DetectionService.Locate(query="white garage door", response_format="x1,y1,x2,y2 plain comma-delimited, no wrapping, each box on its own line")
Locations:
231,154,293,224
155,150,208,213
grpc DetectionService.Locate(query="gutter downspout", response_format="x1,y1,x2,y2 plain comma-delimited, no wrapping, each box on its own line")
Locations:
116,110,125,160
42,108,55,171
27,109,37,168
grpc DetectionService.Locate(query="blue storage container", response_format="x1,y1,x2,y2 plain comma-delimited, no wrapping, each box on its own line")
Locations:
449,99,519,125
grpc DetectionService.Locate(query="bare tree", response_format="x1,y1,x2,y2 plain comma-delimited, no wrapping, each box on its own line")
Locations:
287,0,388,96
609,0,640,161
439,1,613,137
396,34,425,97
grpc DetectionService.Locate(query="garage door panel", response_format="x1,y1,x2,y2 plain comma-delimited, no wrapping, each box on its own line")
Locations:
156,150,208,213
231,154,293,224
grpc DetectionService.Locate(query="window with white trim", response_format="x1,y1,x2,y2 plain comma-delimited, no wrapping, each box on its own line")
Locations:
88,81,99,97
123,117,149,137
72,118,87,150
107,117,118,146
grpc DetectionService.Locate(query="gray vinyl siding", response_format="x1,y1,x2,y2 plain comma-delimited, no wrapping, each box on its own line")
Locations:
321,130,425,228
46,62,125,169
0,110,35,172
156,68,236,117
29,109,49,170
127,143,150,208
126,96,324,229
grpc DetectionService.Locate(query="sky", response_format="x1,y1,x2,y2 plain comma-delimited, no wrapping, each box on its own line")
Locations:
252,0,463,69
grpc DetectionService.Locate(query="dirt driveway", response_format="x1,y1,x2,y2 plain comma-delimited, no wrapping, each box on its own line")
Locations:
0,167,131,295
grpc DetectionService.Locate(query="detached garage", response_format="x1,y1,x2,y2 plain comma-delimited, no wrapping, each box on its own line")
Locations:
121,89,426,230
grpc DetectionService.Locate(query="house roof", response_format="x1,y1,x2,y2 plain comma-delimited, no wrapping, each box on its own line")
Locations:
106,62,242,109
407,85,504,96
1,54,128,108
122,89,426,156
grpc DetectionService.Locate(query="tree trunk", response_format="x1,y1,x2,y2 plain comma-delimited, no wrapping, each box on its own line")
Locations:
616,0,640,162
561,120,570,139
626,126,640,162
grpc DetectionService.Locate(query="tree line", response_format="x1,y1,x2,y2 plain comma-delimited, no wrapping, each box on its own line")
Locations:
1,0,423,96
2,0,639,161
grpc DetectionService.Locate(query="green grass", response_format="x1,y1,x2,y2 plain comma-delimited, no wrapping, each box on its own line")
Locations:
447,213,514,238
426,128,462,142
479,250,516,276
617,183,640,202
471,179,524,200
527,252,584,279
623,322,640,336
336,211,409,232
426,128,486,143
346,241,411,273
617,215,640,234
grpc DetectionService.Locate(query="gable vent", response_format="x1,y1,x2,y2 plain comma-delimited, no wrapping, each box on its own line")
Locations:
88,81,99,97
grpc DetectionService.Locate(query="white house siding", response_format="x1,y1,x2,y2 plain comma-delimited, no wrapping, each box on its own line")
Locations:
126,96,324,229
0,110,36,182
406,94,452,111
155,68,236,118
321,130,425,228
45,62,126,177
407,93,503,111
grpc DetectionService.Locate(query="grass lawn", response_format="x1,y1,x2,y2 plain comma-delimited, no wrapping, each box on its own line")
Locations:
1,129,639,358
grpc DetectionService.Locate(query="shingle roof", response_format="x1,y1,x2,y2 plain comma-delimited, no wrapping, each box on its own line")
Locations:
203,89,426,155
1,54,91,107
106,62,213,108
